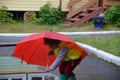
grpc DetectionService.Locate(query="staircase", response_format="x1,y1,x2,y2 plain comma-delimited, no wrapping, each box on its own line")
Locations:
66,0,104,28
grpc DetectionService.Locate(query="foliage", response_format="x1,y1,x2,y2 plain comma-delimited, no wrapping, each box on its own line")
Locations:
37,2,62,25
0,22,120,33
29,12,37,23
0,6,13,24
105,4,120,27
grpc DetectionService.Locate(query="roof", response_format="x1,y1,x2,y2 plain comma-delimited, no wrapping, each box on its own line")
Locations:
0,57,42,74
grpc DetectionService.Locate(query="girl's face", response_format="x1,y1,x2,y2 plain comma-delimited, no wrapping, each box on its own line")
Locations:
48,43,58,49
44,38,60,49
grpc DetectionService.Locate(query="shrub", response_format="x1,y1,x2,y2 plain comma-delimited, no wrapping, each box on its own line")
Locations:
105,4,120,27
37,3,62,25
0,6,13,24
29,12,37,23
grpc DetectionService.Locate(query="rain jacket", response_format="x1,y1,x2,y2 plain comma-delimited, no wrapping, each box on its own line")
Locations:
49,42,82,71
55,42,82,61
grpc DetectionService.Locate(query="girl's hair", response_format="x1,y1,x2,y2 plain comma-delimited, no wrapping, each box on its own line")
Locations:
44,38,60,46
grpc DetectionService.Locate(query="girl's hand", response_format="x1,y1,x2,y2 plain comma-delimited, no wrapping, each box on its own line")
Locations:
45,67,50,72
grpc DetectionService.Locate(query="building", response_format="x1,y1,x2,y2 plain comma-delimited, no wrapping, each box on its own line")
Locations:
0,0,120,27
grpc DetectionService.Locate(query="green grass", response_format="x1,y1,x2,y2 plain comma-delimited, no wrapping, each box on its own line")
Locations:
73,36,120,57
0,22,120,33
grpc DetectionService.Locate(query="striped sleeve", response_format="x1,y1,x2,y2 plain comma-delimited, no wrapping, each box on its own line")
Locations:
49,46,68,71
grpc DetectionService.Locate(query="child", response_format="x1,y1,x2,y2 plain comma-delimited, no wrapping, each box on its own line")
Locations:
44,38,86,80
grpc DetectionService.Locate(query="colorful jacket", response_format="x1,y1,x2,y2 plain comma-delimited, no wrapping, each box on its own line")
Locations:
49,42,82,71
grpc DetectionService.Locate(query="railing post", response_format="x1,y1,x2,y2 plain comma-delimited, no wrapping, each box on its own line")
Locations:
69,0,72,12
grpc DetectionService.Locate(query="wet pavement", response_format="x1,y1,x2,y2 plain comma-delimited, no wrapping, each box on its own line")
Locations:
0,35,120,80
75,55,120,80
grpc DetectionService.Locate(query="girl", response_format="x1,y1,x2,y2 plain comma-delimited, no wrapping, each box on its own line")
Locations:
44,38,85,80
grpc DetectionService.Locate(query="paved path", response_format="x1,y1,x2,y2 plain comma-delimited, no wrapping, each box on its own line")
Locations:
74,55,120,80
53,55,120,80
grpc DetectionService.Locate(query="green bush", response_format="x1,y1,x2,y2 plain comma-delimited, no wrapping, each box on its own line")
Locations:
0,6,13,24
105,4,120,27
37,3,62,25
29,12,37,23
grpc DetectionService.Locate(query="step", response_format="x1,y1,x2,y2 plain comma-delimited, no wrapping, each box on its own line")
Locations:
66,7,103,28
103,6,109,11
79,13,89,17
70,18,80,22
87,7,99,11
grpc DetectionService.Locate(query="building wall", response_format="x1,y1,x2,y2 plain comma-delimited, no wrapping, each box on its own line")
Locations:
0,0,59,11
61,0,88,11
0,0,88,11
103,0,120,6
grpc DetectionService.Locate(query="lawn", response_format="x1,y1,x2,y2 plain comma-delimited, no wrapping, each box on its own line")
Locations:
73,36,120,57
0,22,120,33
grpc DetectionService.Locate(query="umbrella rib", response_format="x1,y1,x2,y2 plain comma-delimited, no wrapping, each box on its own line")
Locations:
47,55,50,67
27,42,49,66
27,43,41,64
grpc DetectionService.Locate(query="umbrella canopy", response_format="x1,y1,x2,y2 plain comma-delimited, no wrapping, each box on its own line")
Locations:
13,32,88,66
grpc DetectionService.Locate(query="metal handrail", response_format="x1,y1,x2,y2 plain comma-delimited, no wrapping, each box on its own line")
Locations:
0,42,17,47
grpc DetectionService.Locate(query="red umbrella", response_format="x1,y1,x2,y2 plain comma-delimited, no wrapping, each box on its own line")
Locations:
12,32,88,66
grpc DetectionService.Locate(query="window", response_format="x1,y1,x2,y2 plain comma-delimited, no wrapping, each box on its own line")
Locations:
32,77,42,80
0,74,26,80
28,73,58,80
